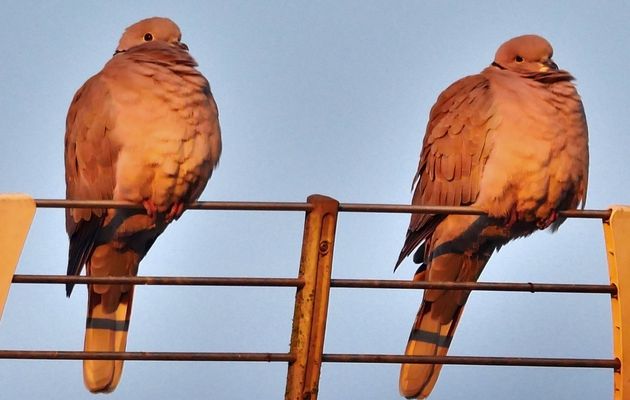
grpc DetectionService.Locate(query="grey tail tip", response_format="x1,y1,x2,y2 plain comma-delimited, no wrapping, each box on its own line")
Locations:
65,284,74,298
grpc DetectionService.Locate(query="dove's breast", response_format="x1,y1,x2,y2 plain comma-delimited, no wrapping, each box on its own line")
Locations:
104,56,222,212
475,71,589,222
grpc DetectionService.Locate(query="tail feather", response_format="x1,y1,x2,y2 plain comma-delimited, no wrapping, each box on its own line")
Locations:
84,288,134,393
399,302,464,399
82,244,138,393
400,245,492,399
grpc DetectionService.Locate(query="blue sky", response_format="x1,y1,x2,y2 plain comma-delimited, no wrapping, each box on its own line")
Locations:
1,1,629,399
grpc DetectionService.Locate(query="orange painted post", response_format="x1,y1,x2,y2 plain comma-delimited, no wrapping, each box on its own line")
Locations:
0,194,36,320
285,195,339,400
603,206,630,400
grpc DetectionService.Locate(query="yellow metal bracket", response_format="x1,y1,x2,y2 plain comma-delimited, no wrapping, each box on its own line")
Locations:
603,206,630,399
0,194,36,320
286,194,339,400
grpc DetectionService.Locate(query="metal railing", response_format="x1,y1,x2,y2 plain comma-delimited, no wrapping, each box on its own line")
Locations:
0,194,627,399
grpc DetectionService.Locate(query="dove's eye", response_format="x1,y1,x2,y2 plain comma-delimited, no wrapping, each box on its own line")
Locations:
143,33,153,42
515,55,524,63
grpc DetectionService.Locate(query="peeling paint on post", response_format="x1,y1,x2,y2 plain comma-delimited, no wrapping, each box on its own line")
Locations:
285,195,339,400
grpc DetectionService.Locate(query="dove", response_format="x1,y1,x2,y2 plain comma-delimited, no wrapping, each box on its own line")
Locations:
64,17,221,392
395,35,588,399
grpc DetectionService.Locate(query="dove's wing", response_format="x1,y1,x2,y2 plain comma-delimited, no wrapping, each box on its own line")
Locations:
65,74,116,291
396,73,495,267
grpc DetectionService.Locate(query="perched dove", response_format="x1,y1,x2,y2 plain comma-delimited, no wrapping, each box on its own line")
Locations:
64,17,221,393
395,35,588,399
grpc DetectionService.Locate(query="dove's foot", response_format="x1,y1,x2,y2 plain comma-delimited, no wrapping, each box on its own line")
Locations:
537,209,558,230
142,199,158,221
165,202,185,223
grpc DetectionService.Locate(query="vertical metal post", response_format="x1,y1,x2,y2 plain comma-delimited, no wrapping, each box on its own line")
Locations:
285,195,339,400
0,194,36,320
603,206,630,400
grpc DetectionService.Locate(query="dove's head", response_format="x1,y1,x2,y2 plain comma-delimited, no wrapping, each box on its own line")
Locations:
492,35,558,73
115,17,188,54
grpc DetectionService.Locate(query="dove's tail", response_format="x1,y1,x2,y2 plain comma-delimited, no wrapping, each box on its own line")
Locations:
83,246,138,393
399,250,492,399
399,295,464,399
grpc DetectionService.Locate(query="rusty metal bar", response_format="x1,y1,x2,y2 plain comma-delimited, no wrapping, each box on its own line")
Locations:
285,195,339,400
337,203,611,219
603,206,630,399
35,199,141,209
0,350,615,369
33,198,610,219
188,202,312,212
10,275,613,294
12,275,303,288
0,350,294,362
330,279,616,294
34,199,312,212
560,209,612,219
321,354,619,368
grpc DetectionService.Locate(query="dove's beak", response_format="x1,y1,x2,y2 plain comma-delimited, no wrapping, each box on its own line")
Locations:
539,59,559,72
177,41,189,51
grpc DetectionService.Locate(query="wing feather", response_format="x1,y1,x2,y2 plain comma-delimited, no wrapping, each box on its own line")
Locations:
65,74,117,295
396,74,495,267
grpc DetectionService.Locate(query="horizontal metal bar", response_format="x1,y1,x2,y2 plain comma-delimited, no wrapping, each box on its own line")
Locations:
330,279,617,294
337,203,611,219
188,201,312,212
35,200,141,209
338,204,486,215
321,354,620,369
0,350,615,369
11,275,614,294
33,199,610,219
34,199,312,212
12,275,303,288
560,209,612,219
0,350,294,362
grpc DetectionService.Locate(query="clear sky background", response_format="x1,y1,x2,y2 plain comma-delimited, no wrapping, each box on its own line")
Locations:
1,1,629,399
